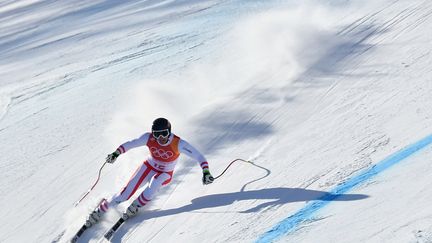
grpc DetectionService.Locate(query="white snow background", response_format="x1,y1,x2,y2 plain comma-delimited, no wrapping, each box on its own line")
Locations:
1,0,432,242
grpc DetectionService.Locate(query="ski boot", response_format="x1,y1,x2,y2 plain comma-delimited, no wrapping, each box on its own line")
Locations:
85,198,108,227
85,208,102,227
122,201,141,220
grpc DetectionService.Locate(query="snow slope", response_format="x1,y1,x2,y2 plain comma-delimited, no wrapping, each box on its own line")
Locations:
1,0,432,242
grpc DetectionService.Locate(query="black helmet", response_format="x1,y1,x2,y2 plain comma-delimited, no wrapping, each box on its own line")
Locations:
152,118,171,138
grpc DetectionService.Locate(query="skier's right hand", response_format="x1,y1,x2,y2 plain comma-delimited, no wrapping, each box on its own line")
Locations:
106,150,120,164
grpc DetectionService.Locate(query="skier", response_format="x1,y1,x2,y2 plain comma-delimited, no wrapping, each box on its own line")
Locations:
86,117,214,226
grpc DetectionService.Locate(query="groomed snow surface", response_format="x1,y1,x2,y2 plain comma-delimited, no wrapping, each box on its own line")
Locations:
1,0,432,242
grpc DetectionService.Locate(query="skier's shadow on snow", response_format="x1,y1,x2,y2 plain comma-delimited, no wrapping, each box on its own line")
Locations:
150,187,368,216
112,188,367,241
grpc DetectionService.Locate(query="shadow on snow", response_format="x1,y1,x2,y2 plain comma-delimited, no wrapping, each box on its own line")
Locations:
112,187,368,241
144,187,368,216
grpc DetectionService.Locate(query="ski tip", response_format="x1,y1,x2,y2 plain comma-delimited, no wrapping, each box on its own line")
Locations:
71,224,88,243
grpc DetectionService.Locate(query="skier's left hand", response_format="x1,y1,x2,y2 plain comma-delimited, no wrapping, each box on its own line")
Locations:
202,170,214,185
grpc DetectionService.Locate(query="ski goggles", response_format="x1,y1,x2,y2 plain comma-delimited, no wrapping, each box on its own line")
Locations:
152,129,170,139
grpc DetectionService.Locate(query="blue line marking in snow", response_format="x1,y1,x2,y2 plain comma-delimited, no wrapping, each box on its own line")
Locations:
256,134,432,243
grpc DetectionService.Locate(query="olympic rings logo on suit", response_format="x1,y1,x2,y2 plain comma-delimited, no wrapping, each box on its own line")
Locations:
150,147,174,159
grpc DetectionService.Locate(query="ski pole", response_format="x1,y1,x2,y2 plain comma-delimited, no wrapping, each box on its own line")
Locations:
74,161,108,207
214,158,254,180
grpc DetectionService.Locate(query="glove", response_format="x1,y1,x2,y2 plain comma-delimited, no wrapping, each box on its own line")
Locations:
106,150,120,164
202,170,214,185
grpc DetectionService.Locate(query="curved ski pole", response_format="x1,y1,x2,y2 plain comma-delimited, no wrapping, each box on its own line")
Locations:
214,159,254,180
74,161,107,207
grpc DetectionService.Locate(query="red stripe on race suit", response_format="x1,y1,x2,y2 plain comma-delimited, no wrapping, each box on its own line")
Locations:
118,145,126,153
153,170,173,185
100,199,109,212
125,166,152,200
138,193,150,206
138,196,146,206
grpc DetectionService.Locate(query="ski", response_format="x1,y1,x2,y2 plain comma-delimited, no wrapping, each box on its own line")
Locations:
71,198,105,242
71,224,88,243
104,217,125,240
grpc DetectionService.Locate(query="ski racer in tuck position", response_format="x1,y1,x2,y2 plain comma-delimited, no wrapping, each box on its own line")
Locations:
86,117,214,226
